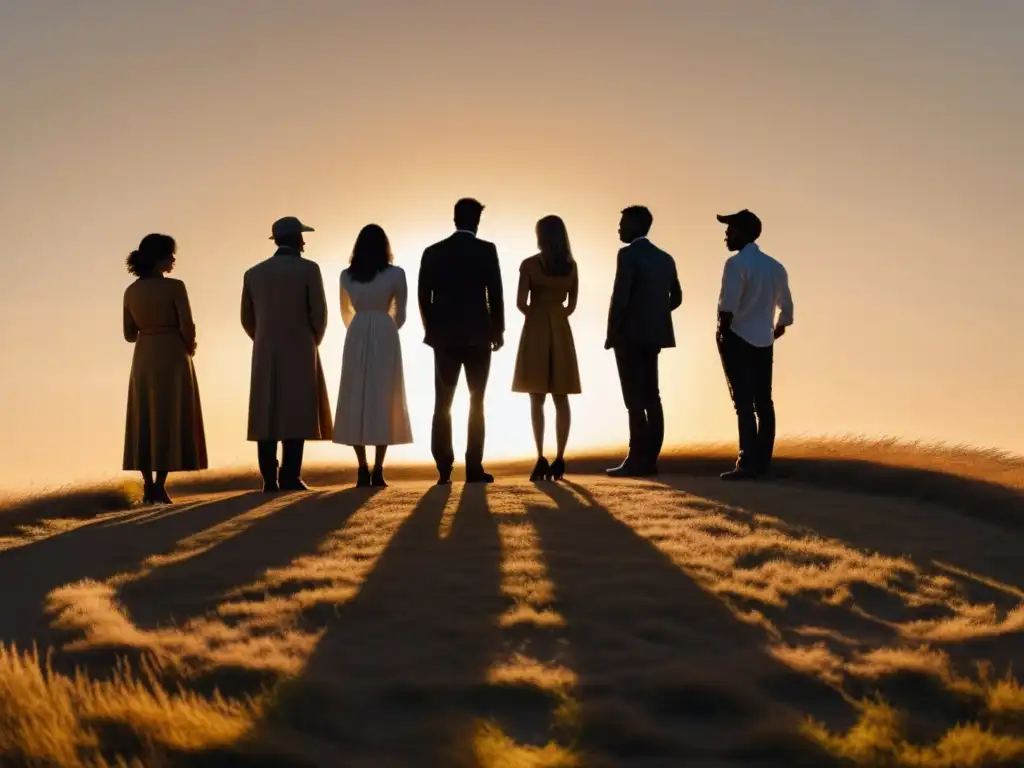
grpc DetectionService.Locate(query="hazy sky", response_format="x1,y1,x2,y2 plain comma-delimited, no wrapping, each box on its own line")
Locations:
1,0,1022,492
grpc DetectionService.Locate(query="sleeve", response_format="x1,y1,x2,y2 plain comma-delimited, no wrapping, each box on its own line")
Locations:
339,272,356,328
122,295,138,343
515,260,531,314
668,263,683,311
174,281,197,353
717,257,744,314
390,267,408,330
776,267,794,327
605,247,635,344
486,243,505,336
418,249,433,332
566,264,579,315
308,264,329,345
241,273,256,340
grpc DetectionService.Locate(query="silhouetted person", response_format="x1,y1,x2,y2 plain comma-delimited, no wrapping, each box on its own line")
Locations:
716,209,793,480
512,215,581,482
604,205,682,477
333,224,413,487
419,198,505,484
122,234,208,504
241,216,333,492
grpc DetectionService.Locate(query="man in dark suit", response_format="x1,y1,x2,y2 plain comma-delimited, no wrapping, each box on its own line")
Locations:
419,198,505,484
604,205,683,477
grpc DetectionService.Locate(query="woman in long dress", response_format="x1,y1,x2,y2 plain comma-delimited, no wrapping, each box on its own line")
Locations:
512,215,582,481
333,224,413,486
123,233,208,504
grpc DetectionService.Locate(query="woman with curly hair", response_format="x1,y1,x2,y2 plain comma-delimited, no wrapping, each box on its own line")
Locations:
122,233,208,503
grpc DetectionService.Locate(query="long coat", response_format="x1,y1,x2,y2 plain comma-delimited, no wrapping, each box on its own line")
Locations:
241,247,333,441
123,277,208,471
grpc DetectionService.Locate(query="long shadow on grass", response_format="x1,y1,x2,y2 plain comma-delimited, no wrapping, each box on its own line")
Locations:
117,488,382,632
0,492,274,650
655,476,1024,595
639,454,1024,533
654,475,1024,706
527,481,852,766
188,483,507,767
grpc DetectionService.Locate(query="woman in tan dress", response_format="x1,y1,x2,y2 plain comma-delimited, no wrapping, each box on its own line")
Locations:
123,234,208,504
512,215,581,481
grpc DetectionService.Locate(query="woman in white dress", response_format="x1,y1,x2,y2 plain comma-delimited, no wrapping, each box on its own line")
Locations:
333,224,413,486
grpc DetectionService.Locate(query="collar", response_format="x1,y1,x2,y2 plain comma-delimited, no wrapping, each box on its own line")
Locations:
737,242,760,256
630,235,649,245
273,246,302,257
454,229,477,237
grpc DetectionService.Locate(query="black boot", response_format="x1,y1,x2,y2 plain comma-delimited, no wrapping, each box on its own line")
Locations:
258,441,280,492
279,440,309,491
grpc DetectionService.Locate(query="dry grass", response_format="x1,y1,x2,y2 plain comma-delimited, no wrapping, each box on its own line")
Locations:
0,438,1022,765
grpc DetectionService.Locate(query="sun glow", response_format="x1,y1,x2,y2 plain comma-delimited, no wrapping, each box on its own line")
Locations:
303,223,624,469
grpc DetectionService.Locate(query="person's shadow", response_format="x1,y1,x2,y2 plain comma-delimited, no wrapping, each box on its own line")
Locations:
0,491,269,653
197,483,507,767
117,488,382,632
526,480,852,765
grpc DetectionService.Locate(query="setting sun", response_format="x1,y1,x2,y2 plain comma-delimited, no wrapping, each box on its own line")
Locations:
2,3,1024,766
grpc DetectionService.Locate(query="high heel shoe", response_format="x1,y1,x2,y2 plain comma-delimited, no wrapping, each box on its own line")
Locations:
356,466,371,487
530,457,551,482
371,466,387,487
550,457,566,481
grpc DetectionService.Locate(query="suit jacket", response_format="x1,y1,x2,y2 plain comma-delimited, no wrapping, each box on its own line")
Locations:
241,247,333,441
605,238,682,349
418,232,505,348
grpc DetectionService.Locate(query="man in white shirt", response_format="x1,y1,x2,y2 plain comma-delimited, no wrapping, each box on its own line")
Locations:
715,209,793,480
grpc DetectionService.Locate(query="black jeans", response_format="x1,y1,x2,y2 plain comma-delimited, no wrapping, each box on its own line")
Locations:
257,439,305,484
431,345,492,473
718,331,775,472
613,345,664,467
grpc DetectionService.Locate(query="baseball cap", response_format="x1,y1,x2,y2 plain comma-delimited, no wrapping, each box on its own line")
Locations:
716,209,762,240
270,216,315,240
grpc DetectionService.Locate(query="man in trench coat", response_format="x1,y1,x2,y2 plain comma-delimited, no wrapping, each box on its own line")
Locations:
241,216,333,491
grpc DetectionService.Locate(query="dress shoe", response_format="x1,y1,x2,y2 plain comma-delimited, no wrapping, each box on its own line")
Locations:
720,468,757,482
262,480,280,493
279,478,310,492
465,468,494,483
371,466,387,487
356,466,371,488
605,458,647,478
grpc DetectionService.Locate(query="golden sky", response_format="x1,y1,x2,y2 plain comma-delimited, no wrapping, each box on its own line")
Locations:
1,0,1022,491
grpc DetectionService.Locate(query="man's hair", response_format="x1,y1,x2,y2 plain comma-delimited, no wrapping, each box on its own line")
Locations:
621,205,653,236
454,197,485,229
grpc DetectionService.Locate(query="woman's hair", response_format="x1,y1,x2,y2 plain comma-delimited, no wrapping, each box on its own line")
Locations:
348,224,394,283
536,215,574,277
126,233,177,278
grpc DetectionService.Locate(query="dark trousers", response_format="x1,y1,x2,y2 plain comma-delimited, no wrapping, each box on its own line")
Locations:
718,331,775,472
613,345,664,467
431,345,492,472
257,439,305,484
